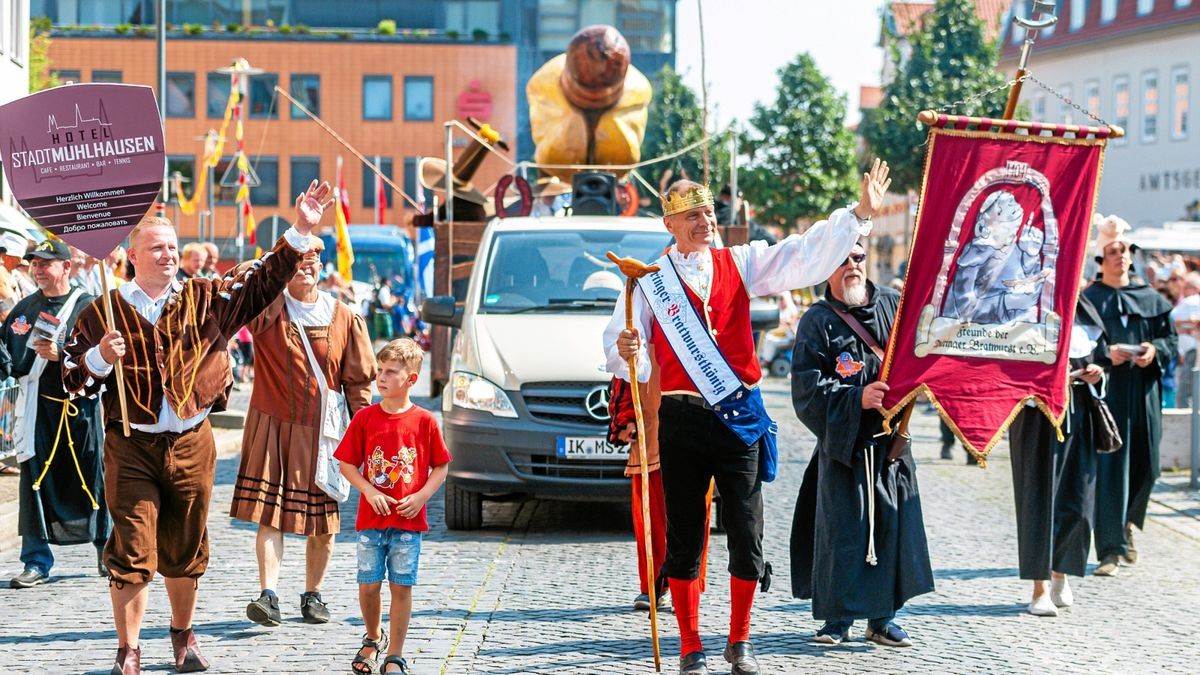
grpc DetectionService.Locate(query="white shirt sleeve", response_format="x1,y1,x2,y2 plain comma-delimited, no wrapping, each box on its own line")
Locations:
602,285,652,383
283,225,315,253
729,206,871,297
85,346,114,378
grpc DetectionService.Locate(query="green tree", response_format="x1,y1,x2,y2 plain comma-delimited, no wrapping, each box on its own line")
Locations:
640,65,731,196
29,16,61,92
739,53,857,228
861,0,1014,193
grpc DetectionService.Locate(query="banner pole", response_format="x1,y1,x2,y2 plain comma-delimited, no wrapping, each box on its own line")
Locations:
1002,1,1058,120
99,264,131,438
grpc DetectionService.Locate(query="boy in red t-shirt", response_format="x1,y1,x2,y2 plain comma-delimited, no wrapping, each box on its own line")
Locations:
336,338,450,675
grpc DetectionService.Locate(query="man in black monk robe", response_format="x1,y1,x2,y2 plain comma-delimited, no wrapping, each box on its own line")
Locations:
1082,215,1177,576
789,241,934,647
0,239,107,588
1008,293,1108,616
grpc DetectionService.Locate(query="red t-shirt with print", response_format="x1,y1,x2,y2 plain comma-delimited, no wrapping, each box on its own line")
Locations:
333,403,452,532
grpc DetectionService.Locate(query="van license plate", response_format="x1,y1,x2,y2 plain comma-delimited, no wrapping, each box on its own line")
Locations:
556,436,629,460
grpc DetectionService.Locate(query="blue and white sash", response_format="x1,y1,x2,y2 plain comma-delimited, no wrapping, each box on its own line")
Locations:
637,254,779,481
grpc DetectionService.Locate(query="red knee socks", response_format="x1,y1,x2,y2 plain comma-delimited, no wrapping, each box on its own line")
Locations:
668,576,702,655
729,575,757,644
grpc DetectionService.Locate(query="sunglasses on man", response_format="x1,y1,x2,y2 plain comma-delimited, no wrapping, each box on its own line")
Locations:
842,252,867,266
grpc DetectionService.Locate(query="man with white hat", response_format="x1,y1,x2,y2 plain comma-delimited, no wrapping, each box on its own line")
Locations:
1082,214,1177,576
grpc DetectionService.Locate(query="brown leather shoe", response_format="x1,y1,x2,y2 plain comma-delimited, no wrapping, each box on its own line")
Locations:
170,627,210,672
110,646,141,675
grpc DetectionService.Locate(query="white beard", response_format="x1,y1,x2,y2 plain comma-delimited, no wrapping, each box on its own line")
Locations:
843,283,869,307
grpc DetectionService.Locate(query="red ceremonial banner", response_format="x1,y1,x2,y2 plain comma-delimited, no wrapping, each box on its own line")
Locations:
880,127,1107,460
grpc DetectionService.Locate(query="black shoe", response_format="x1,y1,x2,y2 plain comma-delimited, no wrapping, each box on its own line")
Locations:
633,593,651,611
9,568,47,588
813,620,853,645
679,651,707,675
97,548,110,578
940,442,953,460
965,451,978,466
300,591,331,624
723,641,760,675
246,591,281,627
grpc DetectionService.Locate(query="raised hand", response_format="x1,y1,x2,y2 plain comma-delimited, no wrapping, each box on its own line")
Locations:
855,158,892,221
293,179,332,236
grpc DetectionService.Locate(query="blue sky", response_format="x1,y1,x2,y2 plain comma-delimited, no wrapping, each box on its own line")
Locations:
675,0,886,128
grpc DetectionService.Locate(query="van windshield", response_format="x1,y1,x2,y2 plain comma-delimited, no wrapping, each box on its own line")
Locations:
479,230,671,313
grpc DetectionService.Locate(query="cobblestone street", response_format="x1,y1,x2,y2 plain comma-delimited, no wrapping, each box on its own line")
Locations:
1,378,1197,674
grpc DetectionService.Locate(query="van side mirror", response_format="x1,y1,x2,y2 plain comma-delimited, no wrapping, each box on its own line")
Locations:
422,296,462,328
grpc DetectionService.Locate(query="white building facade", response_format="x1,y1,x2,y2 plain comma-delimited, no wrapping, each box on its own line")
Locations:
1,0,31,205
1000,0,1200,227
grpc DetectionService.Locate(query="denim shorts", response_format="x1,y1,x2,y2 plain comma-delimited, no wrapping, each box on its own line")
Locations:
356,528,422,586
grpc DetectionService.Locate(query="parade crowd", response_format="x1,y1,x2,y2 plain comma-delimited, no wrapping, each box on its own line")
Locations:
0,168,1180,675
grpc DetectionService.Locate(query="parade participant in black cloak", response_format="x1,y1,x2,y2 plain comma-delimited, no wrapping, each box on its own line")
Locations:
1082,215,1177,576
1008,293,1109,616
790,241,934,647
0,239,107,588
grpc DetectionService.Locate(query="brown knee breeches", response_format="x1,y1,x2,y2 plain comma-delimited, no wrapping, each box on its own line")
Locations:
103,420,216,585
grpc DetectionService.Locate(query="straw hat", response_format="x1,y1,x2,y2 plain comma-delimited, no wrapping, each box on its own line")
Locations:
532,176,572,198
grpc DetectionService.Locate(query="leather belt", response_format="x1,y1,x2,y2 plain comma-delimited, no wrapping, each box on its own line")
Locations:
663,393,714,410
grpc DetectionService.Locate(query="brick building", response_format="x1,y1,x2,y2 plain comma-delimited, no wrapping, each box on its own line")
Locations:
45,33,517,245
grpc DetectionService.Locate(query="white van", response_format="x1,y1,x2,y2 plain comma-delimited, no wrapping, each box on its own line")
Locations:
423,215,672,529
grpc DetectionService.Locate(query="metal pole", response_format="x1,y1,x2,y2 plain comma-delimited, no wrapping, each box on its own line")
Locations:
728,127,738,226
157,0,168,206
207,163,215,240
1192,366,1199,489
444,123,454,225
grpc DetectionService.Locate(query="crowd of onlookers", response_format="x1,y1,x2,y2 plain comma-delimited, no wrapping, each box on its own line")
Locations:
1144,252,1200,408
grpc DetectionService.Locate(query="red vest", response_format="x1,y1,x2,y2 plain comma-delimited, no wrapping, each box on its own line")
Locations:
650,247,762,395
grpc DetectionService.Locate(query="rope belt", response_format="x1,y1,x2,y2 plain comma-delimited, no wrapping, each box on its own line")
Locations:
31,394,100,511
864,447,878,567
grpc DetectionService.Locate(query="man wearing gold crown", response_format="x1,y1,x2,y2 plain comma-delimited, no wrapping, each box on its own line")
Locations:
604,161,890,675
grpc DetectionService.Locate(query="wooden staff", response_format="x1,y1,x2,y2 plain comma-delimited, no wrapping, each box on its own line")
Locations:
607,251,661,672
97,262,131,438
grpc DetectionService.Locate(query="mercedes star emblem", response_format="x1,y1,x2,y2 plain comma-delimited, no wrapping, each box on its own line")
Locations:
584,385,611,422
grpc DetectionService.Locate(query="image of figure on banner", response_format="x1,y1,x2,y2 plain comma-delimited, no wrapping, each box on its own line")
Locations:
914,161,1062,364
942,190,1052,325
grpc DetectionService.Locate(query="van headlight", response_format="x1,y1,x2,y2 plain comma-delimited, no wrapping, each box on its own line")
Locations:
450,372,518,418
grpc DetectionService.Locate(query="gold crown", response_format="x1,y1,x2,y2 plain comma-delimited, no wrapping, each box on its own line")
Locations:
661,185,714,217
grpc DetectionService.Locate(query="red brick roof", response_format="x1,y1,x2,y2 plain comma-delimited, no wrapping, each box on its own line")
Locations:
887,0,1013,41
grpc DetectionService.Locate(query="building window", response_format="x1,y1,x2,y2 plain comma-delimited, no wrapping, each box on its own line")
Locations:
166,155,196,203
444,1,501,36
1070,0,1088,30
1178,0,1194,8
290,157,321,201
404,76,434,121
1171,67,1189,139
363,158,394,210
207,72,231,119
1137,0,1155,14
1142,71,1159,142
250,157,279,206
165,72,196,118
53,69,82,84
1101,0,1118,22
1084,80,1101,119
92,70,123,83
1113,76,1130,142
363,76,393,121
403,157,433,209
290,74,320,119
214,156,238,204
1059,84,1073,124
1032,93,1047,122
248,73,278,119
